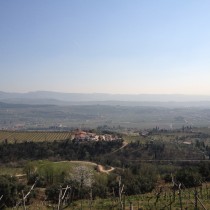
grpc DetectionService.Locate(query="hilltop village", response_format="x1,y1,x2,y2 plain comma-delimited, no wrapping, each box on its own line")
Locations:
72,129,120,142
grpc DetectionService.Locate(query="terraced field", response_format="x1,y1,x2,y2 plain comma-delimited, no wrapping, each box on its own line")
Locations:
0,130,72,143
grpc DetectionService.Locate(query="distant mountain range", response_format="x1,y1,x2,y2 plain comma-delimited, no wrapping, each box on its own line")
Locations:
0,91,210,107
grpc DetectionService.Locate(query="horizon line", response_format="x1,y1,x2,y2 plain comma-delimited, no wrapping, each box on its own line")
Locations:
1,90,210,97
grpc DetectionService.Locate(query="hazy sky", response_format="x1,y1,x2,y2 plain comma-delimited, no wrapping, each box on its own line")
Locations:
0,0,210,94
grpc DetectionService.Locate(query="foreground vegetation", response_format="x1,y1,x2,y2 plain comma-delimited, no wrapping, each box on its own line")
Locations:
1,127,210,209
2,161,210,209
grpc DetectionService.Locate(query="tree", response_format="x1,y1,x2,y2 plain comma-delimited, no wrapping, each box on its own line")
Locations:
0,175,24,209
72,166,94,210
176,168,202,188
46,184,60,203
72,166,94,192
24,161,36,181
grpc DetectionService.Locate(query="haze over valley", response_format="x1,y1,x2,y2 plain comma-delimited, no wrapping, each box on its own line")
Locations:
0,91,210,130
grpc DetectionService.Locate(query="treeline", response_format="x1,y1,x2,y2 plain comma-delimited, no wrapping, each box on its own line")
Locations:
0,139,123,163
0,135,208,165
98,140,205,169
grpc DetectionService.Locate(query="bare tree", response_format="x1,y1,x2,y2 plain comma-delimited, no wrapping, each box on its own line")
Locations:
171,173,178,202
72,166,94,210
16,178,38,209
154,187,162,208
178,183,183,210
57,185,71,210
72,166,94,189
117,176,124,210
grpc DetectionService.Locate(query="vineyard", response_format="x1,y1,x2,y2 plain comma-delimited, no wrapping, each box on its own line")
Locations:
54,184,210,210
0,130,72,143
5,182,210,210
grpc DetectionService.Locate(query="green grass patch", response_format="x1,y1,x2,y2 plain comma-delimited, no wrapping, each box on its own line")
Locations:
0,166,22,176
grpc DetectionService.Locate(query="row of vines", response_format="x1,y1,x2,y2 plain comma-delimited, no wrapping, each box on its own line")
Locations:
0,131,72,143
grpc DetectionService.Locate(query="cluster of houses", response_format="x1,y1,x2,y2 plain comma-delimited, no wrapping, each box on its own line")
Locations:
72,129,119,142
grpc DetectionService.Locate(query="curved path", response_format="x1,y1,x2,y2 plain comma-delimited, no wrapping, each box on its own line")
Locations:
107,141,128,155
97,164,115,174
55,160,115,174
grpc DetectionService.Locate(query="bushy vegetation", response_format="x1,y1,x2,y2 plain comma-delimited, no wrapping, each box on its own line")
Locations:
0,139,123,163
0,175,25,209
1,128,210,209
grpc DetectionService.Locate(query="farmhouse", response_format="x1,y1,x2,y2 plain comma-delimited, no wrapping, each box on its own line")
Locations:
140,130,149,137
73,129,119,142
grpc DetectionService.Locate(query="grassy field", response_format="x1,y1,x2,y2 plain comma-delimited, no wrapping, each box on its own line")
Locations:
0,130,72,143
33,160,97,176
0,166,22,176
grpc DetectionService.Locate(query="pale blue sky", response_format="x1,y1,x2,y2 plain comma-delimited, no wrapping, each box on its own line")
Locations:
0,0,210,94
